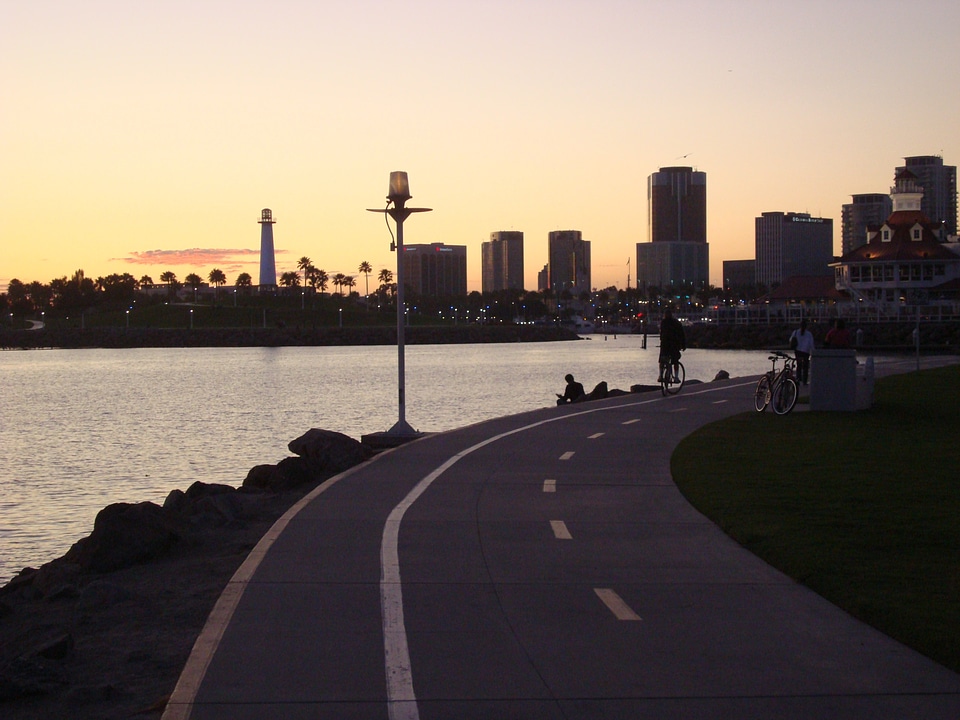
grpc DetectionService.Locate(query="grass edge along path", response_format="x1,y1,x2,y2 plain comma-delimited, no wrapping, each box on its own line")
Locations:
672,364,960,673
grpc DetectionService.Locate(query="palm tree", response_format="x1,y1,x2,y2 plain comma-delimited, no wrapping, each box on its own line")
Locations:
279,271,301,287
343,275,356,297
208,268,227,300
376,268,395,307
138,275,153,288
332,272,346,296
314,269,329,293
160,271,177,298
358,261,372,300
185,273,203,302
297,256,312,281
235,272,252,287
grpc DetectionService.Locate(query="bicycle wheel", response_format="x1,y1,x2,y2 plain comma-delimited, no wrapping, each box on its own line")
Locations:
772,377,798,415
754,375,771,412
664,361,685,395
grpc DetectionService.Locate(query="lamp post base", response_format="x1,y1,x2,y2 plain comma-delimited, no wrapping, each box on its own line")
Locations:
360,420,422,450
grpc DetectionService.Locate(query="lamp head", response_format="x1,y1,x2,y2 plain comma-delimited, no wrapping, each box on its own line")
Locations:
388,171,411,203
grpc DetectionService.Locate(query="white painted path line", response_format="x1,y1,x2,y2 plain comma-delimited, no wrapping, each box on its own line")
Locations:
594,588,642,621
622,418,642,425
559,451,575,460
550,520,573,539
588,432,604,439
669,407,687,413
377,379,756,720
713,399,728,405
543,479,556,493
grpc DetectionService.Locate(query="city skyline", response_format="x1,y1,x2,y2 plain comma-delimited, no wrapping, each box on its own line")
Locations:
3,1,959,292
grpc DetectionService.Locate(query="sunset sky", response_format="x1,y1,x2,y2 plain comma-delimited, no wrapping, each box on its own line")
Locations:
2,0,959,293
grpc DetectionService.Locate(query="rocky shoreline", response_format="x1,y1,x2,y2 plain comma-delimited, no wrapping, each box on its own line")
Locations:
0,429,373,720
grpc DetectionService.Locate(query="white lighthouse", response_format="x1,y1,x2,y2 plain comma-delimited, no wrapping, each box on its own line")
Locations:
258,209,277,289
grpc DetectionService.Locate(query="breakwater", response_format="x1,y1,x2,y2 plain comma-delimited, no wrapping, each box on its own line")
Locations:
684,321,960,352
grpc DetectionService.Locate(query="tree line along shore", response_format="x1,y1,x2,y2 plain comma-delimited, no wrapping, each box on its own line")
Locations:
2,321,959,352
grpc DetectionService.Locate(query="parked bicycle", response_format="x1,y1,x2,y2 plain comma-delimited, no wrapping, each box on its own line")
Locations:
658,353,685,396
754,350,798,414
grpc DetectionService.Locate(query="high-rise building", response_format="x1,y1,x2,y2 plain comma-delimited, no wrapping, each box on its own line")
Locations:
722,260,756,293
537,264,549,293
842,194,892,255
755,212,834,288
895,156,957,234
648,166,707,244
637,166,709,289
258,208,277,288
547,230,591,296
400,243,467,297
481,231,524,292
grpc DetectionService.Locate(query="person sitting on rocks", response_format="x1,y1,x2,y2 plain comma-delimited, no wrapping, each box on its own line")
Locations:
556,373,585,405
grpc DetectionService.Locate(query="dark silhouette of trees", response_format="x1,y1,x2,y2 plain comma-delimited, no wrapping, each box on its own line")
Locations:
279,271,300,287
358,261,372,300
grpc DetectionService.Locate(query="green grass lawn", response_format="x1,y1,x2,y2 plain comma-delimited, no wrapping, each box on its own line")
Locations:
672,364,960,673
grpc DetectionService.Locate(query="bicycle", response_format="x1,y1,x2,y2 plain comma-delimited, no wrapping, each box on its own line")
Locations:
658,354,685,396
754,351,798,415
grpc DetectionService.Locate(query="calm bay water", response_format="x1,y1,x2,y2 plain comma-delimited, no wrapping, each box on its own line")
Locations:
1,338,769,582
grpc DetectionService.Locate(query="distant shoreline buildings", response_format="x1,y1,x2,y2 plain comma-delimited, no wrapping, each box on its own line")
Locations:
724,155,958,301
241,156,955,307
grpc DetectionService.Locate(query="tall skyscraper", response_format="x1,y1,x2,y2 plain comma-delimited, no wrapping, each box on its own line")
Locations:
842,193,892,255
547,230,591,296
895,156,957,234
755,212,834,288
481,231,524,292
637,166,709,289
258,208,277,288
400,243,467,297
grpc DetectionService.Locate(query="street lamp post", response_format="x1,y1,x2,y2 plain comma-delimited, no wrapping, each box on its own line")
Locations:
368,171,432,438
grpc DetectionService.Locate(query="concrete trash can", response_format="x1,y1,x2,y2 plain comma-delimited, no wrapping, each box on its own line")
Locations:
810,348,857,411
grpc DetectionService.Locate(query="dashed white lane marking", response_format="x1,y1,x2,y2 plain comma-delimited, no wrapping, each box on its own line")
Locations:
559,451,575,460
713,399,728,405
550,520,573,539
594,588,642,621
378,380,757,720
622,418,642,425
588,432,604,439
669,407,687,413
543,479,556,493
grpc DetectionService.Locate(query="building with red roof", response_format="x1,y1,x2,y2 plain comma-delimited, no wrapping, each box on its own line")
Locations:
831,169,960,307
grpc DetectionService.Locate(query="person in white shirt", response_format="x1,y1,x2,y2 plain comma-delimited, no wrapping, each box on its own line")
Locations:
789,319,815,385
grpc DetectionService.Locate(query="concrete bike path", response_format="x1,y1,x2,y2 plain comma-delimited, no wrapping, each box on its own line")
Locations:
164,373,960,720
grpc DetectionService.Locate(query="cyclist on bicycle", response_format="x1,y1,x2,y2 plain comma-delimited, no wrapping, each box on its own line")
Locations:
658,308,686,383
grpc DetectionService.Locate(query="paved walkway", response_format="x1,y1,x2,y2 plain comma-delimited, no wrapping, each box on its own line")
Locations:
164,360,960,719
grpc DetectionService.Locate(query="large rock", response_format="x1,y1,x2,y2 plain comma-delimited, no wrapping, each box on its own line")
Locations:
62,502,185,573
241,464,280,491
288,429,373,476
241,457,312,492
